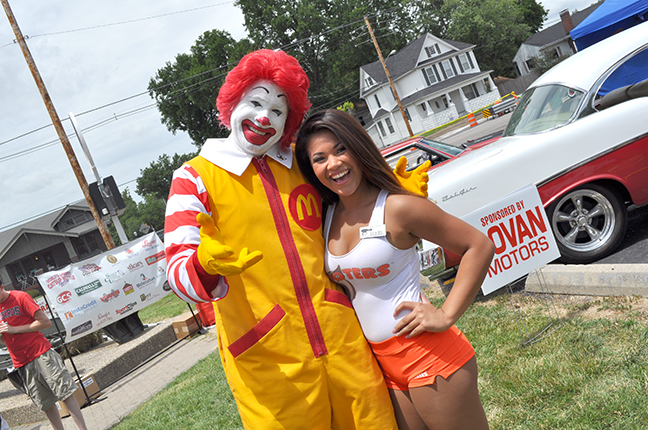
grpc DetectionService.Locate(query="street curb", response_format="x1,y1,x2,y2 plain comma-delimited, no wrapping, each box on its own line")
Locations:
525,264,648,297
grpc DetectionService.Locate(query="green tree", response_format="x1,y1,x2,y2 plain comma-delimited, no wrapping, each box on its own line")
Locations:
137,152,197,202
148,30,254,148
114,188,167,243
235,0,413,110
517,0,548,33
444,0,531,77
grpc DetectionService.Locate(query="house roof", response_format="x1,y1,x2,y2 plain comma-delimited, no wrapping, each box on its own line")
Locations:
523,2,603,48
0,200,93,261
361,34,474,86
399,71,492,107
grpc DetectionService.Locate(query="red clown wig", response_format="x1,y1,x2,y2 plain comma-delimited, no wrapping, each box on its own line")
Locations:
217,49,311,151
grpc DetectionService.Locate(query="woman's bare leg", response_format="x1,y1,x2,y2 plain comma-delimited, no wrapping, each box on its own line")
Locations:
409,356,489,430
388,388,427,430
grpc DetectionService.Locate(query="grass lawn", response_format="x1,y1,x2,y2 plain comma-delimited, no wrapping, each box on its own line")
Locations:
110,282,648,430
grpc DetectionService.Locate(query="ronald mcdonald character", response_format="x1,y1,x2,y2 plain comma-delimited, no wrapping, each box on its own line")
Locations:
164,49,428,429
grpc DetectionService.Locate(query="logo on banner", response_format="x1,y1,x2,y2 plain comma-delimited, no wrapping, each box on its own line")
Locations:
124,248,139,258
57,291,72,304
79,263,102,276
127,261,144,272
71,321,93,336
123,283,134,295
140,293,152,302
116,302,137,315
64,300,98,320
64,311,74,321
104,269,125,284
136,274,155,289
75,280,102,296
141,238,161,250
97,312,114,325
100,289,120,303
145,251,165,265
106,255,118,264
44,272,75,289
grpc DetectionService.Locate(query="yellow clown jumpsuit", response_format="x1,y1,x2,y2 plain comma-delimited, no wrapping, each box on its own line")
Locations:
185,154,398,429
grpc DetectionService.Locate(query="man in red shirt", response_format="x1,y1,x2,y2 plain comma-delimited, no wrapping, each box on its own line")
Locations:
0,282,87,430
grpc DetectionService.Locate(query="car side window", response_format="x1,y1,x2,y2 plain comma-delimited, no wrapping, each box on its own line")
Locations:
594,45,648,111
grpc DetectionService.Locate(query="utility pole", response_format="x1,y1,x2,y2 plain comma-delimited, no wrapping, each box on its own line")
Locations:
364,15,413,137
2,0,115,249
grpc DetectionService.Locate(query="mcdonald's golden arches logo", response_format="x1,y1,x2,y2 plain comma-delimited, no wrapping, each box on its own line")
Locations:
289,184,322,231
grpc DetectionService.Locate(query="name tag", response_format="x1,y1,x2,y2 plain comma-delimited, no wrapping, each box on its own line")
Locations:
359,225,386,239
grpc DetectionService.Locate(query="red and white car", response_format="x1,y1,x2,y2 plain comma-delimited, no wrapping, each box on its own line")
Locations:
423,21,648,272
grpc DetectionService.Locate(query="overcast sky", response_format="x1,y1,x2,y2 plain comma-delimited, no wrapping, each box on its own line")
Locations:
0,0,597,232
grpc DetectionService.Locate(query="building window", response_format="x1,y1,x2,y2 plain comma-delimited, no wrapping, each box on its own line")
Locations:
385,117,395,134
555,46,562,57
483,78,492,93
442,95,449,108
462,83,480,100
441,60,455,79
422,67,437,86
364,76,375,88
377,121,387,137
424,45,436,58
458,53,472,72
405,108,412,122
435,43,441,54
374,94,382,108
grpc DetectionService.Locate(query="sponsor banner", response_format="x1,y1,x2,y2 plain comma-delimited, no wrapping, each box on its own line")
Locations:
461,184,561,295
37,233,171,343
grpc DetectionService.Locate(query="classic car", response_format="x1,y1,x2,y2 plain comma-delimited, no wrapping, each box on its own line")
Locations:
422,21,648,272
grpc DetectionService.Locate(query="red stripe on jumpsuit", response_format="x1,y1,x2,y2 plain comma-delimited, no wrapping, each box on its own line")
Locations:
253,157,328,357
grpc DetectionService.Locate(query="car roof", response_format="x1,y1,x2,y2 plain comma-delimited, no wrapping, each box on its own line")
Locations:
531,21,648,91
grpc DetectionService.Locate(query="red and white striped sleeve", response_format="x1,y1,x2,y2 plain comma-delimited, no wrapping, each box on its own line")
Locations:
164,164,228,304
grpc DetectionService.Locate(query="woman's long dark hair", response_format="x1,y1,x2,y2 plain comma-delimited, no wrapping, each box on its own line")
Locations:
295,109,410,205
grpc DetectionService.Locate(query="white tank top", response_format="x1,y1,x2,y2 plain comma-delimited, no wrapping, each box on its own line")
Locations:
324,189,422,342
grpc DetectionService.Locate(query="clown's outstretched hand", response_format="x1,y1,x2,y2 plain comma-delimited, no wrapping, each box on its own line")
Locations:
394,156,430,197
196,213,263,276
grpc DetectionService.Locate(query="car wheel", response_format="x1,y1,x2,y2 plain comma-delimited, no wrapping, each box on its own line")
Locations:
547,184,627,264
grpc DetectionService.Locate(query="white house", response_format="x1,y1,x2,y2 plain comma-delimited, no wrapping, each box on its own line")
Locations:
359,33,500,147
512,2,602,77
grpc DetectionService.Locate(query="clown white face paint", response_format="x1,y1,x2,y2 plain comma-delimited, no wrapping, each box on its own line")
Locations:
230,80,289,157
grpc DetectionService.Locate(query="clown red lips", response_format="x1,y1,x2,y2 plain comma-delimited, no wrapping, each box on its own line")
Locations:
229,79,288,157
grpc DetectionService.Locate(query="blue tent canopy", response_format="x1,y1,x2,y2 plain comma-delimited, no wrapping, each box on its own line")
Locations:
571,0,648,51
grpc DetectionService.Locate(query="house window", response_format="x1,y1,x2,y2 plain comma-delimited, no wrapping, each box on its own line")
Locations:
462,83,480,100
385,117,395,134
374,94,382,108
405,108,412,122
377,121,387,137
442,95,449,108
483,78,492,93
424,45,436,58
364,76,375,88
71,232,101,258
555,46,562,57
435,43,440,54
441,60,455,79
422,67,437,86
458,53,472,72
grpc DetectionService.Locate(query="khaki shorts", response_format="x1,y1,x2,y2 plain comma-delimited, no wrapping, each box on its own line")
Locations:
21,349,77,411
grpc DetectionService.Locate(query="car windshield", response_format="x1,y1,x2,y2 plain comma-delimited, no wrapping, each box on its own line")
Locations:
383,139,463,170
503,84,585,136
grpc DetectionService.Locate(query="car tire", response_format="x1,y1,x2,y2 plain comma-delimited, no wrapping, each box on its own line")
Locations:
547,184,627,264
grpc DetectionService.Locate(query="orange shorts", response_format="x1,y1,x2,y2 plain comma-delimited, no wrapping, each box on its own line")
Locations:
369,325,475,391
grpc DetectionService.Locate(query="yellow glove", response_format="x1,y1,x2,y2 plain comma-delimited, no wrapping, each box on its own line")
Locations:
393,156,431,197
196,213,263,276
